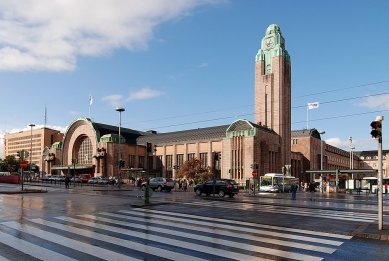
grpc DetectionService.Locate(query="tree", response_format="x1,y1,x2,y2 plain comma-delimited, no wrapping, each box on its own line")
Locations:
0,155,20,172
176,158,211,181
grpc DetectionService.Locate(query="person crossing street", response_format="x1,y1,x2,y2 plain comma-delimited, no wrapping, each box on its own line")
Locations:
309,181,317,201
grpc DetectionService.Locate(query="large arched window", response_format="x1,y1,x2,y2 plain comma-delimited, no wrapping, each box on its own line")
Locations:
77,136,93,165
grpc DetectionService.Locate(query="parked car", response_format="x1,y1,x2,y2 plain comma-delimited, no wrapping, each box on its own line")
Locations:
41,175,52,181
109,176,125,185
141,177,174,192
98,177,110,185
70,175,80,182
194,179,239,198
87,177,100,184
78,174,92,183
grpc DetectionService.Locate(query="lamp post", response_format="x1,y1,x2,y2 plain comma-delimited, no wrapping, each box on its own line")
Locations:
116,107,125,188
28,124,35,179
319,131,325,193
349,136,355,182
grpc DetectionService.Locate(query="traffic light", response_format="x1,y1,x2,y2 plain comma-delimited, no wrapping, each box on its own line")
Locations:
214,152,219,161
24,151,29,158
250,163,258,170
250,163,255,169
146,142,152,153
370,120,382,140
17,151,21,158
120,160,125,168
255,164,259,170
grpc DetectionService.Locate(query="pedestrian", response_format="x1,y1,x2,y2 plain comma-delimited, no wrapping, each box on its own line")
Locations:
183,179,188,191
178,179,182,190
291,182,298,200
65,175,70,188
309,181,317,201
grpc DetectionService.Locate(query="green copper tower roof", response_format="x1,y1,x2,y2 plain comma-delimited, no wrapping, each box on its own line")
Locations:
255,24,291,74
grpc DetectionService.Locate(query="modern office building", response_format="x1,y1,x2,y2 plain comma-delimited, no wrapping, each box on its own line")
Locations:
3,127,63,173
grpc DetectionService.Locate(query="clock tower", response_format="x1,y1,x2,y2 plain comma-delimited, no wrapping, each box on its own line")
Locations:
254,24,291,168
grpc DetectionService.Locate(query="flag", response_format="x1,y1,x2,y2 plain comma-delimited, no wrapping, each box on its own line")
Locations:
89,94,93,105
308,102,319,110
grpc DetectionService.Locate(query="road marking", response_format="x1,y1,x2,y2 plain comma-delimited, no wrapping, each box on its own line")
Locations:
0,208,354,261
0,230,78,261
180,200,378,223
101,211,337,254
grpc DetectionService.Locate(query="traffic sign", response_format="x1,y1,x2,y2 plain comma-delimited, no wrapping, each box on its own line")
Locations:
20,161,28,169
252,171,258,177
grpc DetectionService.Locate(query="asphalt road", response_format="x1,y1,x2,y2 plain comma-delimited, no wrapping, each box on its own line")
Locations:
0,182,388,260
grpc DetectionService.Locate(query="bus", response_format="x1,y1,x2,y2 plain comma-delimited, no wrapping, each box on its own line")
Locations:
259,173,299,193
362,177,389,193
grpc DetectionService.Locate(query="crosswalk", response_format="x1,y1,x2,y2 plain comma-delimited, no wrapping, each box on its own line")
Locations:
179,200,381,223
0,208,352,261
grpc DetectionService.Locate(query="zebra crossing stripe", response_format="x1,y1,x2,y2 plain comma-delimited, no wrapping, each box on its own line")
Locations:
0,230,78,261
100,211,337,254
1,221,139,261
182,201,377,222
123,209,351,242
54,215,279,261
29,218,207,261
0,256,11,261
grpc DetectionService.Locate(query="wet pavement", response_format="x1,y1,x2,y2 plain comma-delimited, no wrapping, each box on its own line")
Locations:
1,182,389,241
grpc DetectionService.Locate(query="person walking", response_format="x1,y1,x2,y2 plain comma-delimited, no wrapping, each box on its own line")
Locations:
65,175,70,188
309,181,317,201
183,179,188,191
291,182,298,200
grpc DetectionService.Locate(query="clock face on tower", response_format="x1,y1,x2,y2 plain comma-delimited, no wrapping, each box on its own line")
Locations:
264,37,274,49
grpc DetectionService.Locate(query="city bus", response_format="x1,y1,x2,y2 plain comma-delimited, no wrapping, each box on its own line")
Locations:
259,173,299,193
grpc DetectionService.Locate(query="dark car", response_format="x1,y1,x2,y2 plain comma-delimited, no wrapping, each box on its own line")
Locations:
194,179,239,198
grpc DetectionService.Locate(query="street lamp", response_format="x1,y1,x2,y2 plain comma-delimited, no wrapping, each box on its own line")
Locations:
319,131,325,193
116,107,125,188
28,124,35,179
349,136,355,181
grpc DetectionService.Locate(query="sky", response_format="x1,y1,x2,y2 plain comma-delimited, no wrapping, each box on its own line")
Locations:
0,0,388,159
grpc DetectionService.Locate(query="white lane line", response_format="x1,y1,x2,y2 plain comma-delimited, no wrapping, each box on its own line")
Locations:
55,215,275,261
0,230,78,261
195,201,378,220
183,201,376,222
1,221,139,261
100,212,337,254
30,218,207,261
75,214,322,261
126,208,352,241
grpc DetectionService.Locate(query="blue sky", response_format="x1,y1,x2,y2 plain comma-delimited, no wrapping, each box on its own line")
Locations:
1,0,388,158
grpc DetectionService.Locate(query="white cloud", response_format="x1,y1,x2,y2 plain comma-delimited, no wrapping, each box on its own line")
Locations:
102,94,124,107
127,88,164,101
325,137,375,151
0,0,220,71
358,93,389,109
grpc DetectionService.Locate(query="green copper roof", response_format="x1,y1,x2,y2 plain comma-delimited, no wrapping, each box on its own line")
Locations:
255,24,291,73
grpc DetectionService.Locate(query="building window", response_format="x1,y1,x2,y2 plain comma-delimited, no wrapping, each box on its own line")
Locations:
138,156,144,168
77,136,93,165
188,153,195,161
177,154,184,167
157,156,163,169
200,153,207,168
359,163,364,167
166,155,173,178
129,155,135,168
